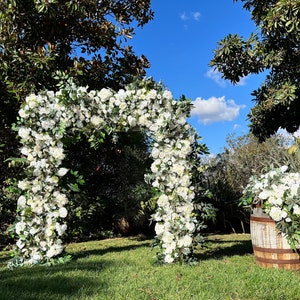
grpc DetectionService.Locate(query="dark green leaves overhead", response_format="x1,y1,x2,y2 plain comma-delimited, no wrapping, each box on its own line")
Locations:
211,0,300,140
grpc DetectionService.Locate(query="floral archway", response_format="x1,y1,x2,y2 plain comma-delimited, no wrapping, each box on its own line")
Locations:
13,78,197,267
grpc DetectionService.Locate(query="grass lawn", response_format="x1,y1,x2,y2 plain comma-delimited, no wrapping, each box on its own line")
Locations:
1,234,300,300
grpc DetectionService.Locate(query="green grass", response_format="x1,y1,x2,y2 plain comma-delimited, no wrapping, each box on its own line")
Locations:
1,234,300,300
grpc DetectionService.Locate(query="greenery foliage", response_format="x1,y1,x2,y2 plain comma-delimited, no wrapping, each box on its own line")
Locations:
62,131,154,241
211,0,300,140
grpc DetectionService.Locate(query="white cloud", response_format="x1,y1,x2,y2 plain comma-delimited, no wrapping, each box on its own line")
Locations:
206,68,248,87
179,11,201,21
192,12,201,21
205,68,227,87
233,124,240,130
179,12,188,21
277,127,300,142
236,76,248,86
191,96,246,124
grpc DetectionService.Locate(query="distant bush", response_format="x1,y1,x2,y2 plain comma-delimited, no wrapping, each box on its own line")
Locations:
198,133,299,233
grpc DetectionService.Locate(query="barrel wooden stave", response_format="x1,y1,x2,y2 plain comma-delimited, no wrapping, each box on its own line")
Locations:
250,215,300,270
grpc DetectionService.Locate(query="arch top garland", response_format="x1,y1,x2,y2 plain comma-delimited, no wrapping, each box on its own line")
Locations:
13,77,198,267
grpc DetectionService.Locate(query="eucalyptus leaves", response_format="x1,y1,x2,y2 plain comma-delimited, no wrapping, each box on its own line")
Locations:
13,78,198,267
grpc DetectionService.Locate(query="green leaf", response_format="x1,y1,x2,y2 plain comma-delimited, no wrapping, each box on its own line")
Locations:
4,157,27,163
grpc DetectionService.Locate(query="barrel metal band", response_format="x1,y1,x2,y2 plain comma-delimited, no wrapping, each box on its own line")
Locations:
253,245,295,254
255,256,300,265
250,216,273,223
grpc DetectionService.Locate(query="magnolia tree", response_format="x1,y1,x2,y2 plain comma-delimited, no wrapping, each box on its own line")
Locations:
12,77,199,267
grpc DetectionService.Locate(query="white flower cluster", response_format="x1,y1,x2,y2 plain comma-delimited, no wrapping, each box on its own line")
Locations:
15,79,197,265
243,165,300,248
246,166,300,221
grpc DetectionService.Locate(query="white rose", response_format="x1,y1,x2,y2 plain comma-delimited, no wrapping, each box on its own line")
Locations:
46,246,57,258
156,118,165,127
173,164,185,177
49,146,65,160
29,227,39,235
59,207,68,218
148,89,157,99
163,90,172,100
50,176,59,184
114,98,121,106
290,182,299,197
26,94,38,108
18,127,31,139
152,180,159,188
164,254,174,263
155,223,165,236
30,251,41,263
269,207,287,222
46,244,64,258
139,114,149,126
165,241,176,252
293,204,300,215
177,187,188,198
16,240,25,249
55,192,68,205
40,241,47,250
162,231,174,244
258,190,270,200
119,102,127,110
18,180,30,190
99,88,113,101
45,227,53,237
128,116,137,127
57,168,68,177
185,222,195,232
15,221,26,234
19,109,28,118
90,115,103,126
178,235,193,248
151,148,160,159
157,194,169,207
150,160,160,173
56,223,67,236
17,196,27,208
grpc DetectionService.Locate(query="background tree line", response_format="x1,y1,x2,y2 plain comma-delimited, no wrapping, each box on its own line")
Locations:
197,133,300,234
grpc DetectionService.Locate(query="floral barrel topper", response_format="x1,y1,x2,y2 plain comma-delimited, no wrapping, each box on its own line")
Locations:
241,166,300,250
12,77,199,267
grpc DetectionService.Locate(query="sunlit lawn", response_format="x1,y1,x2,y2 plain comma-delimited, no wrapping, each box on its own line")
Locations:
1,234,300,300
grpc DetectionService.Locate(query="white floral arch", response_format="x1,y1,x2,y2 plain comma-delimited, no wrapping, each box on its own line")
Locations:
14,78,197,266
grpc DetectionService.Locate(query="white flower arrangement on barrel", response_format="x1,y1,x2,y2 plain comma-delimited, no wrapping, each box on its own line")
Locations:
241,166,300,250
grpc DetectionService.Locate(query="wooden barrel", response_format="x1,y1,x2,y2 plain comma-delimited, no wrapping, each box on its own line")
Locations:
250,215,300,270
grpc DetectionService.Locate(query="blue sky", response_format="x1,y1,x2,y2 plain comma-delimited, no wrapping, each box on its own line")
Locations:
129,0,266,154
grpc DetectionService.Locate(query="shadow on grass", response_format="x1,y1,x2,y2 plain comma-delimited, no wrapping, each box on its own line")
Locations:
196,237,253,261
70,239,151,261
0,239,151,300
0,236,254,299
0,259,112,300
